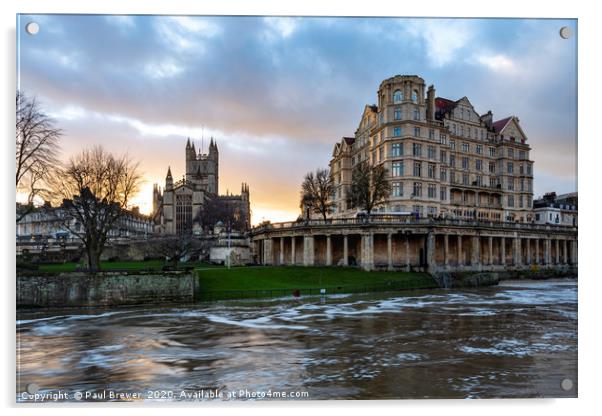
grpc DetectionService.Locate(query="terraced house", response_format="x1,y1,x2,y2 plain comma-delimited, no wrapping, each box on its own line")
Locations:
330,75,534,222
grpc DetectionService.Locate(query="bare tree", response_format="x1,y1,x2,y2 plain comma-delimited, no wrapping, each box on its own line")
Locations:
197,196,247,232
300,168,335,220
16,91,61,219
50,146,142,272
146,235,202,268
347,161,391,215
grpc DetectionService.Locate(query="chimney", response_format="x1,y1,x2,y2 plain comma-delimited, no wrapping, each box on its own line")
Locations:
426,85,436,121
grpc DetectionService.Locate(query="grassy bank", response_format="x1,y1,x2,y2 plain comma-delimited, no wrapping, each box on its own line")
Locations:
37,260,217,273
196,266,438,300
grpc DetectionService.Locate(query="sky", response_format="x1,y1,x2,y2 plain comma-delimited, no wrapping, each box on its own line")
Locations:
16,15,577,225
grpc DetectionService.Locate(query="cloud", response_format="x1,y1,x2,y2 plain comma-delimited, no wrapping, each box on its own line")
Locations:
404,19,475,67
17,15,577,222
474,53,517,73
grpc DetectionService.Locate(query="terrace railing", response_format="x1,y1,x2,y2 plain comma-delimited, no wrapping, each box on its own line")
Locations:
251,215,577,234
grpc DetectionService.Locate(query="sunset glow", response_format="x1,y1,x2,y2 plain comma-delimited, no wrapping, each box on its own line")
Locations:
17,15,577,226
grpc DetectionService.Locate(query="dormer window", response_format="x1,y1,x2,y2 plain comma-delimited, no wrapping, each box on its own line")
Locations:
393,90,403,103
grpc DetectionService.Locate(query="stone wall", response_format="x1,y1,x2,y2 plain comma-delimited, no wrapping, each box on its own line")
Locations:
17,272,195,308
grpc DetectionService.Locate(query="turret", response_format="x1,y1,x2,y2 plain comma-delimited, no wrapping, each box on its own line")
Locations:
241,182,250,201
185,137,195,161
165,166,173,190
209,137,218,159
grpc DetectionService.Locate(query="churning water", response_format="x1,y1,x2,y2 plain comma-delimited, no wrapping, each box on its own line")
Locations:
16,279,577,401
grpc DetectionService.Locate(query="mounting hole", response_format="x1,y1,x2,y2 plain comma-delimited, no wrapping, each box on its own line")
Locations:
26,383,40,394
559,26,572,39
25,21,40,35
561,378,574,391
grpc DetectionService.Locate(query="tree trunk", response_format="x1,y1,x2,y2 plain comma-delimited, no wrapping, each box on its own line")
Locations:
87,246,101,273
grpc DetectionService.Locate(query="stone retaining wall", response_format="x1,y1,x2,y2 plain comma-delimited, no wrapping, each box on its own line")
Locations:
17,272,196,308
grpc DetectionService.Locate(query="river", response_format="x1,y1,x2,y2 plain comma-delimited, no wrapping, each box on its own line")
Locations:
16,279,577,401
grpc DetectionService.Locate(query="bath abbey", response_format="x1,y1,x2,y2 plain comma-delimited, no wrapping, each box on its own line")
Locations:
151,138,251,235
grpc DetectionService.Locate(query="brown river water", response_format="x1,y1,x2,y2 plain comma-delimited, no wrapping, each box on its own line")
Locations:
16,279,577,401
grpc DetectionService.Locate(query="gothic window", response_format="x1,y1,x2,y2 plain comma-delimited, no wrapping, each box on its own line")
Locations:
175,193,193,235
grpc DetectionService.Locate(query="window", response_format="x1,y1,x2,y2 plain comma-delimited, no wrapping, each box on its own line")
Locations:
519,150,526,160
462,173,469,185
414,127,421,137
507,162,514,174
439,133,447,144
461,142,469,152
413,143,422,156
440,150,447,163
413,162,422,177
519,164,524,175
440,186,447,201
488,162,496,173
462,157,469,170
489,147,496,157
508,148,514,158
391,181,403,196
429,129,435,139
508,195,514,207
428,184,437,198
427,206,437,216
489,177,497,188
519,196,524,208
450,140,456,150
428,145,436,159
476,159,482,171
393,126,401,137
520,178,525,191
412,182,422,197
393,89,403,103
440,167,447,181
394,107,401,120
413,108,420,120
412,90,418,102
392,161,404,177
476,144,483,154
390,142,403,157
527,164,532,175
476,175,483,186
450,154,456,167
379,146,383,162
428,163,436,179
508,179,514,191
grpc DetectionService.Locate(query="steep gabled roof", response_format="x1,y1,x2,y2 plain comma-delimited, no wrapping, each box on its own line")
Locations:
343,136,355,146
491,116,513,133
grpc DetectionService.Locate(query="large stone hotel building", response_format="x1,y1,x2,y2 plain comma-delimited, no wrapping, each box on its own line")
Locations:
330,75,534,223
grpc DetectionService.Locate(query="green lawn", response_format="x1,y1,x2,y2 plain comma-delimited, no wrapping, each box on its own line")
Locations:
196,266,438,300
38,260,217,273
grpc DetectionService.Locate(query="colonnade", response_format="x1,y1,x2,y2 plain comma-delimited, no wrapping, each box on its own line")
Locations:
255,229,577,272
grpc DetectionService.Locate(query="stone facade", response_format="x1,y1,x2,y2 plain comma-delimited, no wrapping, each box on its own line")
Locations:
251,218,577,273
330,75,534,223
152,138,251,234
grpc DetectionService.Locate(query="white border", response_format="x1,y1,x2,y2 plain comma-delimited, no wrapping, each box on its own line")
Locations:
2,1,600,415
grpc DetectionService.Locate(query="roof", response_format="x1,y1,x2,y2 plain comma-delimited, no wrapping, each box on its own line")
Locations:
343,137,355,146
435,97,456,110
491,116,513,133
